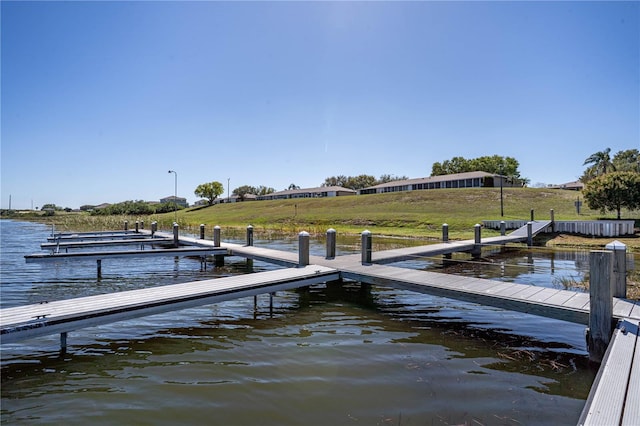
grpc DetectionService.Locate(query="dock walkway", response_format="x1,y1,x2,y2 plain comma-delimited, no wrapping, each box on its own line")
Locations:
3,224,639,425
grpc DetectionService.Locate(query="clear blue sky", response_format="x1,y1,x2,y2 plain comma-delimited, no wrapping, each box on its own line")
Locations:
2,1,638,209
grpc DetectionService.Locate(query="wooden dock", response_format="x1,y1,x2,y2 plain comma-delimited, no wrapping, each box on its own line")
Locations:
3,223,639,425
0,265,339,344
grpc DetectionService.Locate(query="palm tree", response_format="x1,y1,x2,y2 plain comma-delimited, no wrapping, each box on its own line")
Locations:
583,148,615,177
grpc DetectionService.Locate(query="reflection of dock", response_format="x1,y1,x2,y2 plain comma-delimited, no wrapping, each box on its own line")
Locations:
3,224,639,425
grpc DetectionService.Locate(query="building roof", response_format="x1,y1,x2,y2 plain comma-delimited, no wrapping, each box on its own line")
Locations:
266,186,357,197
548,180,584,190
362,171,497,190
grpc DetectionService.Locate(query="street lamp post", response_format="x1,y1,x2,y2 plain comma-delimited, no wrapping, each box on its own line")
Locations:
168,170,178,223
499,164,504,217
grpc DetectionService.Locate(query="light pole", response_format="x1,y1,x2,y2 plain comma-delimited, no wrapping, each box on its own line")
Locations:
168,170,178,223
499,164,504,217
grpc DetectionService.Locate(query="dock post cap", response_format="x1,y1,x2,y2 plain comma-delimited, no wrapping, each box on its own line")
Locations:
442,223,448,226
605,240,626,250
298,231,310,237
214,225,221,229
362,230,371,235
327,228,336,233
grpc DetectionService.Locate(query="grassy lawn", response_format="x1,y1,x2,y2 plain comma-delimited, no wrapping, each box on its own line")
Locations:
14,187,638,249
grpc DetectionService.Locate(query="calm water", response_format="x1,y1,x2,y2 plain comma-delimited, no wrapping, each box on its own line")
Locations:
1,220,605,425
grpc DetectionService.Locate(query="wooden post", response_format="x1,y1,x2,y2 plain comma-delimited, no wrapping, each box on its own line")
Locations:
199,224,205,240
246,225,254,246
60,332,67,353
588,250,613,363
527,221,533,247
213,226,224,267
530,209,534,221
550,209,555,232
141,221,144,229
135,221,139,233
500,221,506,236
173,223,179,247
326,228,336,259
298,231,310,267
361,230,372,264
124,221,128,231
213,226,221,247
605,240,627,298
472,224,481,257
442,223,449,242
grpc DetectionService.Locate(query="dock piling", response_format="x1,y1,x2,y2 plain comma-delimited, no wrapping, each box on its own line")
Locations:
361,230,372,264
135,221,139,233
605,241,627,298
527,222,533,247
500,221,506,236
199,224,205,240
588,250,614,363
246,225,254,247
151,221,157,237
472,224,481,257
173,223,179,247
530,209,534,221
213,226,224,267
326,229,336,259
550,209,555,232
442,224,449,242
60,332,67,354
298,231,310,267
124,221,128,231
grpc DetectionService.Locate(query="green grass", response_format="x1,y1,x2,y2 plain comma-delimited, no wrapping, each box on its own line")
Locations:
164,187,637,239
18,188,638,243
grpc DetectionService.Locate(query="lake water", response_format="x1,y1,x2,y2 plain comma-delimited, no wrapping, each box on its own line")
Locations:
1,220,608,425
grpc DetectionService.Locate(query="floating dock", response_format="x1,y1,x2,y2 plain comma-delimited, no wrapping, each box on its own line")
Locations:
2,222,638,425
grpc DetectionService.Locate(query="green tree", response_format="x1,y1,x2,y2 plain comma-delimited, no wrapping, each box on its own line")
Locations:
233,185,257,201
194,181,224,205
582,171,640,219
255,185,275,196
583,148,614,180
612,149,640,173
431,155,520,178
287,183,301,190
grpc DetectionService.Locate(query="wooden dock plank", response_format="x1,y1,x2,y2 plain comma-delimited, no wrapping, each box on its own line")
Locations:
1,266,340,343
579,320,639,426
622,323,640,426
41,237,173,250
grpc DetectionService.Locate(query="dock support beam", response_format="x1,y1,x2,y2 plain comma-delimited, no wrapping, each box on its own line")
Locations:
550,209,555,232
60,332,67,354
361,230,372,264
527,222,533,247
605,241,627,298
246,225,254,247
587,250,613,363
442,224,449,242
326,228,336,259
298,231,310,267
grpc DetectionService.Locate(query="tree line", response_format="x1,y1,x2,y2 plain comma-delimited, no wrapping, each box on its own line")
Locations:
581,148,640,219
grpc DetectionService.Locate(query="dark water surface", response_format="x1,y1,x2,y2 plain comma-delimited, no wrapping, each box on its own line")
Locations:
1,220,603,425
